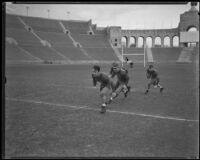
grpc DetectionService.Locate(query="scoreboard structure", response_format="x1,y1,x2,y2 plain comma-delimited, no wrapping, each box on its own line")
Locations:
180,31,199,43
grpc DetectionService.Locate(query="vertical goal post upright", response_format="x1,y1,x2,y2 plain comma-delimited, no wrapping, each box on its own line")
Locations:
121,43,146,68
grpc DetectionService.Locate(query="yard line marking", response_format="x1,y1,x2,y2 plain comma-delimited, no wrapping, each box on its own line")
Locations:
6,97,199,123
6,97,90,110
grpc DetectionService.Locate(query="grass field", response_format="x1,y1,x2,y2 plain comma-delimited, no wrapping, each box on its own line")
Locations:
4,63,199,158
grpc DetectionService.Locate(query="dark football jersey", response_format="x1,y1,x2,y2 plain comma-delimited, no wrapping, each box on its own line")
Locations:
92,72,112,87
110,67,129,82
147,69,158,79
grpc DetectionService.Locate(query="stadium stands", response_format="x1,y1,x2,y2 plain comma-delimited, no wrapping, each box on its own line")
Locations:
54,47,91,60
19,45,64,61
6,14,25,29
84,48,119,61
35,31,74,47
151,48,182,63
5,14,119,63
6,14,194,64
61,20,90,34
6,28,41,45
5,42,40,62
71,34,111,48
20,16,63,33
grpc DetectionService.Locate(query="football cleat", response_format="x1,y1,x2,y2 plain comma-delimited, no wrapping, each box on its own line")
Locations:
160,87,164,93
124,86,131,98
100,105,106,114
144,90,149,95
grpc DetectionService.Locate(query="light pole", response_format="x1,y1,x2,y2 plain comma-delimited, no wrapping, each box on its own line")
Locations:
26,6,29,16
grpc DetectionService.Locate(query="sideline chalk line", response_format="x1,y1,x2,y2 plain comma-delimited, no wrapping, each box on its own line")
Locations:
6,97,199,123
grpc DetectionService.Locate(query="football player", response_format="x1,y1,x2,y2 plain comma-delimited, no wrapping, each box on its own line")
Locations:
107,62,131,104
144,64,164,94
92,65,115,113
124,57,134,69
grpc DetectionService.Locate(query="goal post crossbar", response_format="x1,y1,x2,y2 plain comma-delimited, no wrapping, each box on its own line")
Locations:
123,54,144,55
121,44,146,68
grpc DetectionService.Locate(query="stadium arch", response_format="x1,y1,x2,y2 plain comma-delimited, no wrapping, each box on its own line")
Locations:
172,36,179,47
138,36,144,48
164,36,170,47
129,36,136,48
154,36,162,47
122,36,128,48
146,36,153,48
108,2,198,49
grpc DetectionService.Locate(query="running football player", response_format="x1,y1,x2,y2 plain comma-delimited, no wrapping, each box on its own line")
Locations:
124,57,134,68
92,65,115,113
144,64,164,94
107,62,131,104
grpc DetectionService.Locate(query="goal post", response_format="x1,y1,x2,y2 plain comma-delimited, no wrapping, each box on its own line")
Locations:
121,43,146,68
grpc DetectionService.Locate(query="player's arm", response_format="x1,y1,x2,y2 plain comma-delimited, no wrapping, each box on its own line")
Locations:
92,73,97,86
154,70,158,77
109,67,115,78
146,69,151,79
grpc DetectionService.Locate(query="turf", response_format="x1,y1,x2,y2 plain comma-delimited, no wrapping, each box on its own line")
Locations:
4,63,199,158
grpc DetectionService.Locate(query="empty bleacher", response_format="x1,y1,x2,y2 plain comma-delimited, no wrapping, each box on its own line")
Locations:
6,28,65,62
35,31,74,47
61,20,90,34
151,48,182,63
54,47,91,60
72,34,111,48
6,14,119,63
19,45,64,61
20,16,63,33
6,42,40,62
6,14,25,29
84,48,119,61
6,28,41,46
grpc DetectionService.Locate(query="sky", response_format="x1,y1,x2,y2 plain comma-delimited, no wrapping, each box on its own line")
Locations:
5,2,199,30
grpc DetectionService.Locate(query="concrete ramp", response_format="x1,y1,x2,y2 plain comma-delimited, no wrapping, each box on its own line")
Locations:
176,47,194,63
146,48,154,63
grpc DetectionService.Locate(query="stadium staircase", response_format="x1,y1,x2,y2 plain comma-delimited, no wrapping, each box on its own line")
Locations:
176,47,195,63
88,26,94,35
109,40,122,62
58,21,94,61
146,48,154,63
